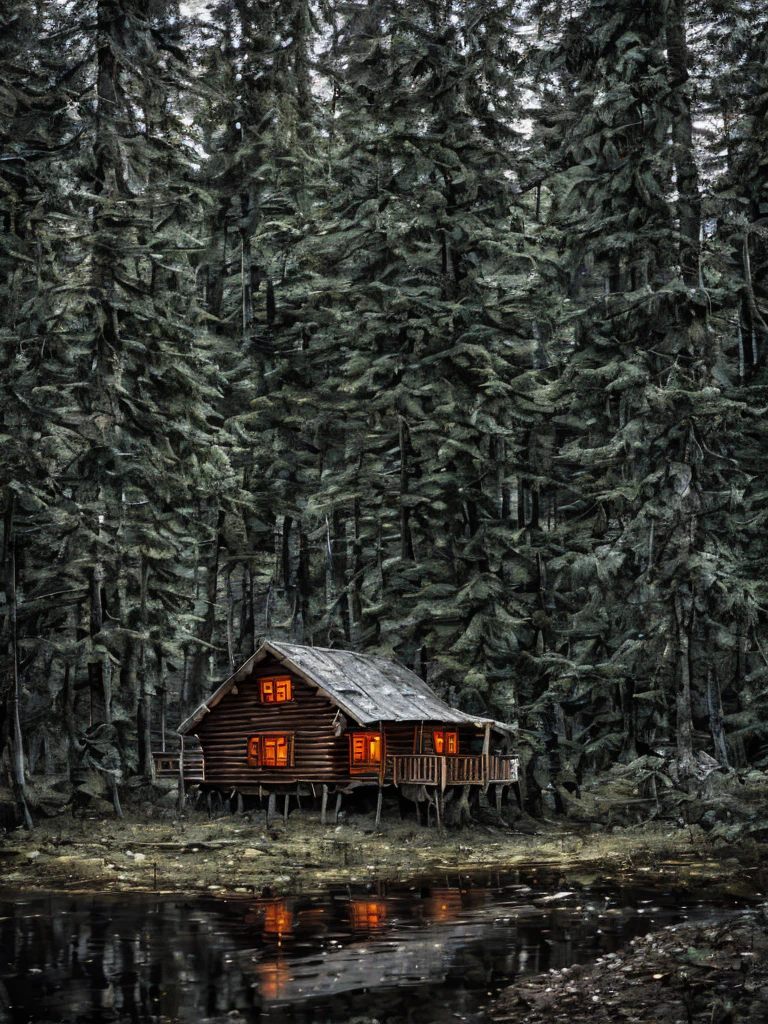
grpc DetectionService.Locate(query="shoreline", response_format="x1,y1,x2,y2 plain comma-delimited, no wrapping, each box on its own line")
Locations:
1,811,764,899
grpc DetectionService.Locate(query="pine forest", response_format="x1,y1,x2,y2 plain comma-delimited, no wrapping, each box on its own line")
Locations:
3,0,768,828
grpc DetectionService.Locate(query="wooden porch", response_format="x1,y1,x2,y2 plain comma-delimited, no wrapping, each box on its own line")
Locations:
153,750,204,782
389,753,518,790
153,751,519,791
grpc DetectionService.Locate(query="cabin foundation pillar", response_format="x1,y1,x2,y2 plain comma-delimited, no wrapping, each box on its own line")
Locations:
321,784,329,824
267,791,277,823
283,793,290,823
374,785,383,829
334,791,342,823
177,735,185,814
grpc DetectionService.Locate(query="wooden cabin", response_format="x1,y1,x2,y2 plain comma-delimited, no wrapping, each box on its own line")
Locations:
176,641,517,822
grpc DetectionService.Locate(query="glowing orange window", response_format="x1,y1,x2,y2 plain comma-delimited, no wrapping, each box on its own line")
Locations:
259,675,292,703
247,734,293,767
350,732,382,766
349,900,387,931
433,730,458,754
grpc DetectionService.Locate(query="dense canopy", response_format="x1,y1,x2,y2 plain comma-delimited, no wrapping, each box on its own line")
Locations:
2,0,768,825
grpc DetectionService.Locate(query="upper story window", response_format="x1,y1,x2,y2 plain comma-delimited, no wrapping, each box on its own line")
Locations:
259,675,293,703
350,731,382,767
247,733,294,767
433,730,459,755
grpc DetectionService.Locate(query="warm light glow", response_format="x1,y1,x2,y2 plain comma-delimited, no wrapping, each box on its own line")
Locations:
258,959,292,999
433,730,458,754
349,900,387,931
247,734,292,767
423,889,462,922
350,732,382,766
259,675,293,703
263,901,293,937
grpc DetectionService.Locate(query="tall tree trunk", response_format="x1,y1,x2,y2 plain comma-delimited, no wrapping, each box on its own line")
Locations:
399,417,415,561
673,589,694,770
332,508,351,643
666,0,701,287
136,553,153,779
184,509,225,712
3,495,33,829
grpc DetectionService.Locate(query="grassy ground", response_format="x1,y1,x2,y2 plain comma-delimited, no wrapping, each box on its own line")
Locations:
0,805,763,898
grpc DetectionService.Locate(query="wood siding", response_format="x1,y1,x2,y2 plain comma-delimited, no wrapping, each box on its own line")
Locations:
194,662,351,789
192,658,503,792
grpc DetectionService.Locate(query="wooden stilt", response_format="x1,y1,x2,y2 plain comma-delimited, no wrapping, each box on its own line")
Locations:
435,788,442,830
334,791,342,823
415,800,422,826
236,791,244,815
177,735,185,814
267,791,276,823
283,793,290,823
375,785,383,829
321,784,329,824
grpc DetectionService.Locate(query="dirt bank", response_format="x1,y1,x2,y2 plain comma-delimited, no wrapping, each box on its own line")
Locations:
489,908,768,1024
0,807,764,898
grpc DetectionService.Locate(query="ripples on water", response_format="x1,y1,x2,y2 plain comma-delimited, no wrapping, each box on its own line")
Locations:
0,869,736,1024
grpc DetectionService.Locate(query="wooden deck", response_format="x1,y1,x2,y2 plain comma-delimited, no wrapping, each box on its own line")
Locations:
154,750,518,791
153,751,204,782
390,753,518,790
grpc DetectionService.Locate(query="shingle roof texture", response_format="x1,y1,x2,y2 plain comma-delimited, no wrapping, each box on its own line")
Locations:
178,640,513,735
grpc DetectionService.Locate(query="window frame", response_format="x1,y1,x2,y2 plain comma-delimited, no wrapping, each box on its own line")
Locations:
258,674,294,704
247,732,295,768
433,729,459,755
349,731,383,771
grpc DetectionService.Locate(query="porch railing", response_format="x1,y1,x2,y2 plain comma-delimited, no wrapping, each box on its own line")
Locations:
152,750,204,782
392,754,518,789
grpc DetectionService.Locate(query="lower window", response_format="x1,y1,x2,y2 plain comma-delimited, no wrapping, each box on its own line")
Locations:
247,733,294,767
433,730,459,754
350,731,382,767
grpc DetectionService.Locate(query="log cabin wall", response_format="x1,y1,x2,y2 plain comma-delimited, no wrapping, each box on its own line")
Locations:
191,654,496,793
418,725,484,755
194,660,350,790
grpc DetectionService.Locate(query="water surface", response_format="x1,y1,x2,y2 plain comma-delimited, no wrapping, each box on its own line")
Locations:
0,867,749,1024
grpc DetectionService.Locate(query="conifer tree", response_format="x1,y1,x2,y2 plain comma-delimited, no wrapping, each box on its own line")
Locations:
533,0,768,775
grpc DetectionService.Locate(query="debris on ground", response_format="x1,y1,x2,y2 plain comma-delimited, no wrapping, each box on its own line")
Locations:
489,909,768,1024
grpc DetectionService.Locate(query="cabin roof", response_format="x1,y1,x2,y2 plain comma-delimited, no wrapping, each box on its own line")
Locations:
177,640,515,736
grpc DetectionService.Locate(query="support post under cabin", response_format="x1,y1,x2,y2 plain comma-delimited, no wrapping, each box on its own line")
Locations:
482,722,491,792
321,784,329,824
177,734,185,813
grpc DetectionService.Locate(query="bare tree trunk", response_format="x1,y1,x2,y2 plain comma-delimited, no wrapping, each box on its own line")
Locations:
666,0,701,287
673,589,694,770
184,509,225,711
137,553,153,779
332,508,351,643
399,417,415,560
4,496,32,829
707,668,729,766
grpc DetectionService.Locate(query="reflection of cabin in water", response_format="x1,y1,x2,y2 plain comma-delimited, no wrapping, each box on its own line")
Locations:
174,641,517,823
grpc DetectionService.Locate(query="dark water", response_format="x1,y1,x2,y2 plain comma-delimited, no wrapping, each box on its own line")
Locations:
0,868,751,1024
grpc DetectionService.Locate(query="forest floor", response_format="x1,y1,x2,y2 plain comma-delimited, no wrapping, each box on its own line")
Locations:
3,757,768,898
0,803,764,900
